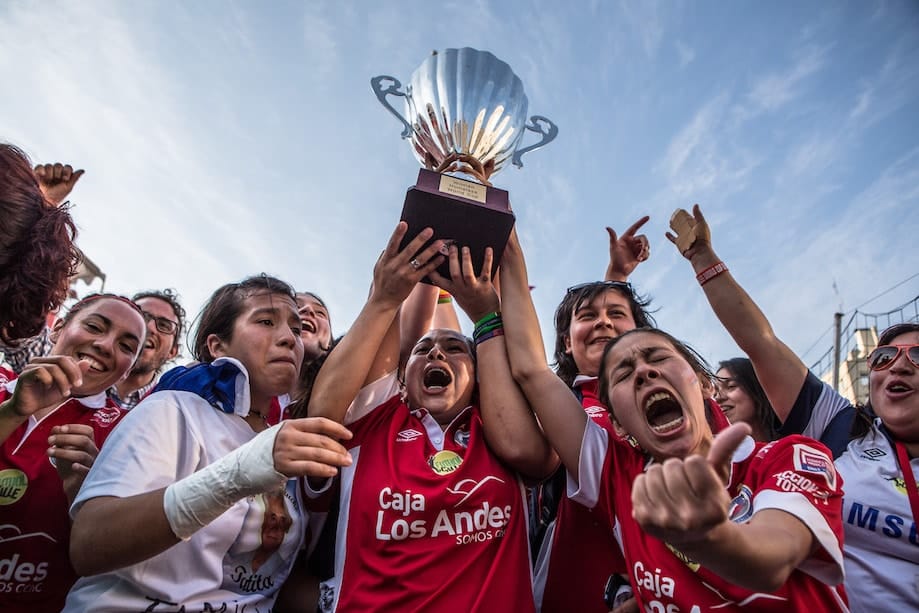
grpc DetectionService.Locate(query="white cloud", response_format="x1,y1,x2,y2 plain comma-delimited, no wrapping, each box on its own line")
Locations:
656,94,760,203
742,45,828,117
618,0,666,59
302,1,343,82
675,40,695,67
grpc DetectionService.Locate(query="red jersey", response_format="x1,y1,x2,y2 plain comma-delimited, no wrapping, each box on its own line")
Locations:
535,376,628,613
0,367,126,612
574,421,849,612
323,375,534,612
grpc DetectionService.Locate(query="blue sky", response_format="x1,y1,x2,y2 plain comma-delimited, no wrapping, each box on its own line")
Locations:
2,0,917,370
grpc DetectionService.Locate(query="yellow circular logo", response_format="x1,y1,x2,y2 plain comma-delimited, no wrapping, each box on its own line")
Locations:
891,477,919,495
428,450,463,475
665,542,700,572
0,469,28,506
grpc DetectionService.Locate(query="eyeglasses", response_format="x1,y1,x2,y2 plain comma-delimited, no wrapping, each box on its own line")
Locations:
866,344,919,371
142,311,179,335
566,280,633,295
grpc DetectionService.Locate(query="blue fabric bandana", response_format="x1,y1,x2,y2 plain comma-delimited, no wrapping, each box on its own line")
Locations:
156,359,244,414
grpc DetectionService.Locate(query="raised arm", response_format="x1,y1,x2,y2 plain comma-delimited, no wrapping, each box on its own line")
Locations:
605,215,651,282
399,283,439,364
34,162,85,206
667,205,806,420
431,244,558,480
308,223,444,423
501,230,589,480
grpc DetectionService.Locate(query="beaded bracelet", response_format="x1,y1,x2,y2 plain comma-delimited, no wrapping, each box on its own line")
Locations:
696,262,729,286
437,290,452,304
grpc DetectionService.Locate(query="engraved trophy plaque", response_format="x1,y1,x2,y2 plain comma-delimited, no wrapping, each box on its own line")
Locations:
372,47,558,281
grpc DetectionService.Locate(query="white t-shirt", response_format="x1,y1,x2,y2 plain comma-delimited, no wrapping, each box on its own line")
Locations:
786,376,919,609
62,359,305,612
836,421,919,612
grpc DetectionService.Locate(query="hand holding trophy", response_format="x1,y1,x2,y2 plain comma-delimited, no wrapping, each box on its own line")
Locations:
372,47,558,282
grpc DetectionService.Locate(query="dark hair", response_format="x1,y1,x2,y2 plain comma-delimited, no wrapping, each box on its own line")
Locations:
193,275,297,363
287,335,342,420
132,288,186,350
0,144,80,344
852,321,919,440
54,294,147,350
876,322,919,347
297,291,333,351
553,282,656,387
717,357,778,440
597,327,714,420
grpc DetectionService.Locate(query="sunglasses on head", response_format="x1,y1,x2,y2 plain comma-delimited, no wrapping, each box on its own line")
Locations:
866,344,919,371
142,311,179,335
566,280,633,295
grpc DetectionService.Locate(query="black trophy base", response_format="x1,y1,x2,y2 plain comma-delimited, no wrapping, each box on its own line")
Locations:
399,168,515,284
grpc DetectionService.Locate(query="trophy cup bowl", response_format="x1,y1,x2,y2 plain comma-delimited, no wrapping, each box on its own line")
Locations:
372,47,558,281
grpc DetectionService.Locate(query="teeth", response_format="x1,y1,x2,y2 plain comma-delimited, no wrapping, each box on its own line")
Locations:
650,415,684,433
644,391,672,411
79,354,105,371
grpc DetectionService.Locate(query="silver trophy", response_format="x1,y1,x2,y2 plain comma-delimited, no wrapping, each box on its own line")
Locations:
371,47,558,280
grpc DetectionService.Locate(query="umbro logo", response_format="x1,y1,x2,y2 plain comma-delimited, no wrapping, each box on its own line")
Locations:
862,447,886,459
396,429,423,442
585,405,606,417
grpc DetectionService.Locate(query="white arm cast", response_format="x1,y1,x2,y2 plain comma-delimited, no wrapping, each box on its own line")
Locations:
163,423,287,540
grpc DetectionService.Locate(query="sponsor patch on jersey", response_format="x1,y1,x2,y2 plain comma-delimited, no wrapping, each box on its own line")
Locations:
888,476,919,496
728,484,754,523
453,428,470,448
0,469,28,505
91,406,121,427
772,470,831,503
396,428,423,442
862,447,886,460
793,444,837,489
664,542,700,572
428,450,463,475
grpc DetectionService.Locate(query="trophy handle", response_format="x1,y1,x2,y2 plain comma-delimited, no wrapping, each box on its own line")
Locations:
371,75,414,139
511,115,559,168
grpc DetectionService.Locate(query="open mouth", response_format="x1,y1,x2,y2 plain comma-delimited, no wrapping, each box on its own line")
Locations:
77,353,107,373
887,381,913,393
423,367,452,391
144,339,156,350
644,391,684,434
301,320,317,334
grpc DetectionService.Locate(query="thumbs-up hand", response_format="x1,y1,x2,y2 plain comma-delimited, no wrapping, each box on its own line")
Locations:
34,163,85,206
630,423,752,548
